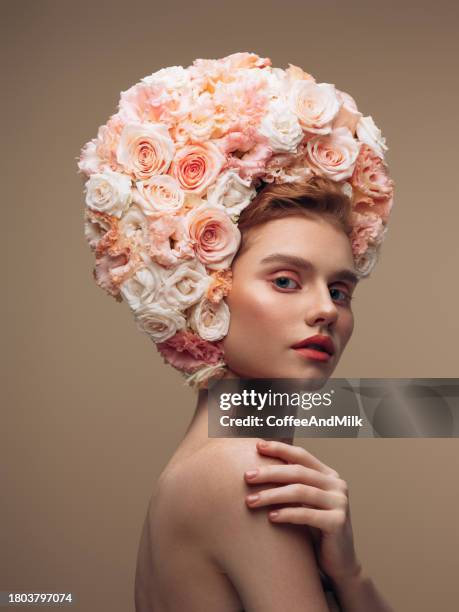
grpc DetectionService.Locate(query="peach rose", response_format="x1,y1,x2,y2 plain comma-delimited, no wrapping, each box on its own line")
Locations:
185,204,241,270
171,142,225,195
117,122,175,180
134,175,185,216
307,127,360,181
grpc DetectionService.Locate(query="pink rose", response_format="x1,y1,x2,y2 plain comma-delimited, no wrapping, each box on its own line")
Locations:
307,127,360,181
186,204,241,270
117,122,175,180
171,142,225,195
156,329,225,373
351,145,394,222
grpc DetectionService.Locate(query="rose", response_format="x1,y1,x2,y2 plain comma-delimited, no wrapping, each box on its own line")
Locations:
160,260,210,310
120,254,167,311
289,81,341,134
119,204,150,246
84,169,132,218
156,329,225,373
206,169,256,218
117,122,175,180
188,298,230,341
333,91,362,136
258,99,304,153
134,175,185,216
171,142,225,195
134,301,186,343
307,127,360,181
356,115,388,158
186,204,241,270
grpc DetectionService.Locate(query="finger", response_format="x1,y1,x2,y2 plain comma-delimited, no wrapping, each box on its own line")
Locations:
245,464,336,491
256,440,339,477
246,483,344,510
268,506,334,530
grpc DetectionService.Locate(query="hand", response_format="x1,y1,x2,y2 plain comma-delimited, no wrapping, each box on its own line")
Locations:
244,440,362,584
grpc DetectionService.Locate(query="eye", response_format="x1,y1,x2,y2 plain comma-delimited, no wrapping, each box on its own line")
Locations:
272,276,300,291
330,287,353,305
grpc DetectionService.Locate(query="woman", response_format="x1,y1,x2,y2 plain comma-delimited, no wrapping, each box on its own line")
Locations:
78,52,395,611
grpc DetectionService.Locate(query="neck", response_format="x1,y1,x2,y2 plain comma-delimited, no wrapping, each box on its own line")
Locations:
181,382,296,455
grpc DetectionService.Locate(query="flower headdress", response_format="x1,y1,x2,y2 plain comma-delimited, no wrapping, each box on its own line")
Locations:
77,52,394,390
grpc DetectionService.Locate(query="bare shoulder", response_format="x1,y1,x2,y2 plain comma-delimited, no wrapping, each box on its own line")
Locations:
155,438,286,530
155,440,329,611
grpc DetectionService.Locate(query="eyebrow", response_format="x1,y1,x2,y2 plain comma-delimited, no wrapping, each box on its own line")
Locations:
259,253,360,286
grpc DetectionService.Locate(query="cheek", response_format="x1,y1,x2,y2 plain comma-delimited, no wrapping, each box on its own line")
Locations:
225,280,287,331
338,310,354,347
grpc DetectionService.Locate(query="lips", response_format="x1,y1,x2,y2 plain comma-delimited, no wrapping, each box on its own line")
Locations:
291,334,335,356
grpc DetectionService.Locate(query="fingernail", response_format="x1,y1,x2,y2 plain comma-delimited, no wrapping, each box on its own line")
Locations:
258,440,268,448
245,470,258,479
247,494,260,503
269,511,279,519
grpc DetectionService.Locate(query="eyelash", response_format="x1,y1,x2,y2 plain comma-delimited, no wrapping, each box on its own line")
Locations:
271,276,354,305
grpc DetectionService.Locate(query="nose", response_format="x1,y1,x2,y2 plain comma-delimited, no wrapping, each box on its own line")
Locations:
304,284,339,328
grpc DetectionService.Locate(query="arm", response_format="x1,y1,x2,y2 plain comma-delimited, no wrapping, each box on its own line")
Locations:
330,566,395,612
198,441,332,612
243,440,396,612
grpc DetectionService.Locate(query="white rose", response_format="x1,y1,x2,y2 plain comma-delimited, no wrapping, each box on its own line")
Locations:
160,260,210,310
84,169,132,218
356,116,388,158
188,298,230,342
120,255,167,311
258,99,304,153
134,301,186,343
289,81,341,134
134,175,185,216
206,170,256,217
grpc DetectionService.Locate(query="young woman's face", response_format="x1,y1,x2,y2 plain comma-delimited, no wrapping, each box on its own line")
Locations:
222,215,359,380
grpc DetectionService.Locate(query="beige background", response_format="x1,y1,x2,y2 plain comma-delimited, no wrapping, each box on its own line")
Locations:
2,0,459,610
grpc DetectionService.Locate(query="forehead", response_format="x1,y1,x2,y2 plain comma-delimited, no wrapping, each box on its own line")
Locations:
241,215,355,270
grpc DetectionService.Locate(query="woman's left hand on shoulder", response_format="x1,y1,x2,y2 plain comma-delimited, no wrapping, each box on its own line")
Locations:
244,440,362,584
